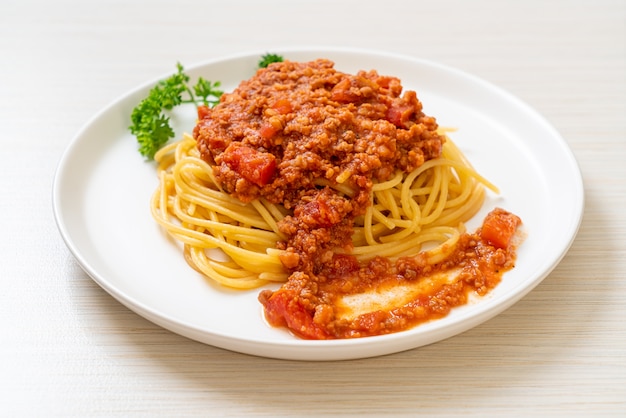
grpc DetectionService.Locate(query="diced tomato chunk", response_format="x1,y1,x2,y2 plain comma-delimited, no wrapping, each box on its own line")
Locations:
331,78,361,103
386,91,419,128
259,122,281,139
197,105,211,120
260,289,329,340
386,105,413,128
480,208,522,249
272,99,292,115
222,143,277,186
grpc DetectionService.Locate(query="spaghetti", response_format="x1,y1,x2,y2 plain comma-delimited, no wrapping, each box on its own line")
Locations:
151,131,497,288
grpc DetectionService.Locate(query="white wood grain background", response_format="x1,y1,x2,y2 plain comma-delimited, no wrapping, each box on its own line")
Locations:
1,0,624,416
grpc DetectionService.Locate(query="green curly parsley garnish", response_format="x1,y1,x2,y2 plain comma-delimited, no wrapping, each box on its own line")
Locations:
258,53,284,68
129,54,284,160
129,63,223,160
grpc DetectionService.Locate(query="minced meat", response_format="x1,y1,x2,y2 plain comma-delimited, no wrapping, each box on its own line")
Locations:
193,59,444,275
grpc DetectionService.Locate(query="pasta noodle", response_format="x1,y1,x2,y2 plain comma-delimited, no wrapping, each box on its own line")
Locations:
150,131,498,289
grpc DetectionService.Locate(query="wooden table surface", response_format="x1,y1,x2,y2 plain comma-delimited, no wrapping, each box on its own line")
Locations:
2,0,625,416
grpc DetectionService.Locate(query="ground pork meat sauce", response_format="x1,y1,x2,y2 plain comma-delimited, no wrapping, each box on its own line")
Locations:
194,59,522,339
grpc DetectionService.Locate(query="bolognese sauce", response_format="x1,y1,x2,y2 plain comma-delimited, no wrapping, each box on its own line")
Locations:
193,59,522,339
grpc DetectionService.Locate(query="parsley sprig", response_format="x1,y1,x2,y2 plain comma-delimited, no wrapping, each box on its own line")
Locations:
129,63,223,160
129,54,284,160
258,53,284,68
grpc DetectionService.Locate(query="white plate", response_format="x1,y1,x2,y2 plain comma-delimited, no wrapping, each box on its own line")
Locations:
52,48,584,361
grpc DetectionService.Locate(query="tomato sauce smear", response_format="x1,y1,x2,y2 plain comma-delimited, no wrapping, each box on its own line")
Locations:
259,208,522,340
